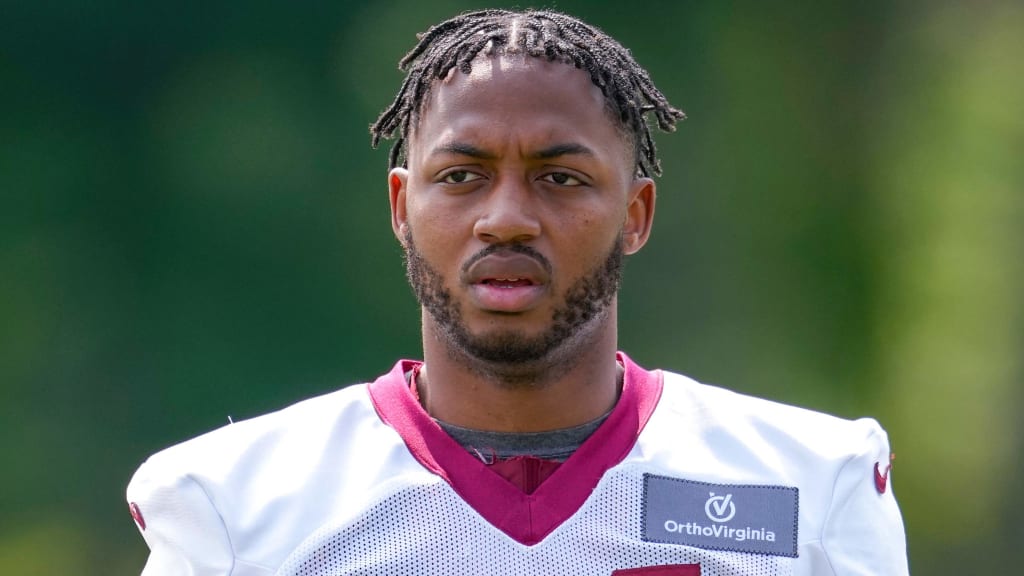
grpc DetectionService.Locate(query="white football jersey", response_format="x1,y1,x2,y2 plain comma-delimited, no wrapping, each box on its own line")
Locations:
127,353,908,575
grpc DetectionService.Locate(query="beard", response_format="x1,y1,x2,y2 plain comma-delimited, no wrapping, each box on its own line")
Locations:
403,228,623,374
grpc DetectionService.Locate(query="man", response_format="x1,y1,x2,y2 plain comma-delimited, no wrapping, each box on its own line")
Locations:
127,9,909,575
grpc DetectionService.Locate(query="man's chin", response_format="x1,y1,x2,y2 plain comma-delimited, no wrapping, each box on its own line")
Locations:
457,331,556,366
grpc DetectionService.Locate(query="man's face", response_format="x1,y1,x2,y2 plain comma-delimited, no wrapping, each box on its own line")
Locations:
389,54,655,370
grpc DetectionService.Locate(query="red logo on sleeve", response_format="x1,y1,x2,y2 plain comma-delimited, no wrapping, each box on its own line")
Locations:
129,502,146,531
874,454,894,494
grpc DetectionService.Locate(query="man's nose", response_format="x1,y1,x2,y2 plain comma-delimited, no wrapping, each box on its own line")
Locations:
472,176,541,244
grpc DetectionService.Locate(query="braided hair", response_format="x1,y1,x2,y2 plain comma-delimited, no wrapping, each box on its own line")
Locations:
370,9,685,177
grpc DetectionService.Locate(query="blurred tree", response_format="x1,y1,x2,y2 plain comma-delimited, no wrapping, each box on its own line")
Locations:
867,0,1024,572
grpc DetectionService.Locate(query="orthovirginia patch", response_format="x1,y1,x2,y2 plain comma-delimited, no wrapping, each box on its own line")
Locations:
642,475,798,557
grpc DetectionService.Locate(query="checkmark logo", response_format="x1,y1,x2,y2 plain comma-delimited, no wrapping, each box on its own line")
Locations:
712,494,732,516
704,492,736,523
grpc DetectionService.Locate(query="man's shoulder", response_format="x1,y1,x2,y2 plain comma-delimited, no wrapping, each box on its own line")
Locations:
652,369,888,460
633,369,907,573
130,382,377,487
123,375,427,571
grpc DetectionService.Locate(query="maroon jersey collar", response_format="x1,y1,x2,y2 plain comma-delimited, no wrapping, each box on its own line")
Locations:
368,352,664,545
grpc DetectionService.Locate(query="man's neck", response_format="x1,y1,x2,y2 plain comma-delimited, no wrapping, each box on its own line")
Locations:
417,317,622,432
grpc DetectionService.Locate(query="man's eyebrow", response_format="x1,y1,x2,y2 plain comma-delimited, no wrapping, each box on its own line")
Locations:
429,142,496,159
531,143,596,160
428,142,597,160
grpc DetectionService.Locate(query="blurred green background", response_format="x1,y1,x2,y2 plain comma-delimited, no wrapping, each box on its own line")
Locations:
2,0,1022,573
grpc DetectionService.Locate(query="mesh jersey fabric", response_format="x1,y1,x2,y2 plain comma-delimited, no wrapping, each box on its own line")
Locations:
126,352,909,576
276,465,789,576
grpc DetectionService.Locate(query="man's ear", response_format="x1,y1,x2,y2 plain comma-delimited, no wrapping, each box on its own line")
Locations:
389,168,410,245
622,177,656,255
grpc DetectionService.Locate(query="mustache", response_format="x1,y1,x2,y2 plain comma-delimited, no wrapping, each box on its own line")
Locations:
460,243,553,278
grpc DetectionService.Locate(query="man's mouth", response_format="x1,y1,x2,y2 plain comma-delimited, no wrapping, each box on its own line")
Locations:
480,277,535,288
464,252,549,312
465,252,550,287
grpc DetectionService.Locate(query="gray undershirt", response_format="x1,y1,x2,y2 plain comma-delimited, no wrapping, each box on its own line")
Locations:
435,413,610,463
406,368,618,463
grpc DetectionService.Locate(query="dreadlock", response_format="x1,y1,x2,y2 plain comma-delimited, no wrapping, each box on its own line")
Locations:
369,9,685,177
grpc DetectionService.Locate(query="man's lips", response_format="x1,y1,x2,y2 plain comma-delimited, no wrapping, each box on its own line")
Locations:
463,252,550,312
464,253,550,286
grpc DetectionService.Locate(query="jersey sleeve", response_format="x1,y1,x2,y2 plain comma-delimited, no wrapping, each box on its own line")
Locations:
820,419,909,575
127,458,236,576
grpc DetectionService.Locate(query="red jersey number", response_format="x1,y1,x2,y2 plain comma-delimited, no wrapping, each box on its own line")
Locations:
612,565,700,576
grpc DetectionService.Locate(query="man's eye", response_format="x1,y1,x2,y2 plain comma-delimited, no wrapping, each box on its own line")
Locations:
542,172,584,186
442,171,482,184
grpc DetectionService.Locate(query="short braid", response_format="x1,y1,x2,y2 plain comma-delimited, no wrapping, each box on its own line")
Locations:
370,9,685,177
